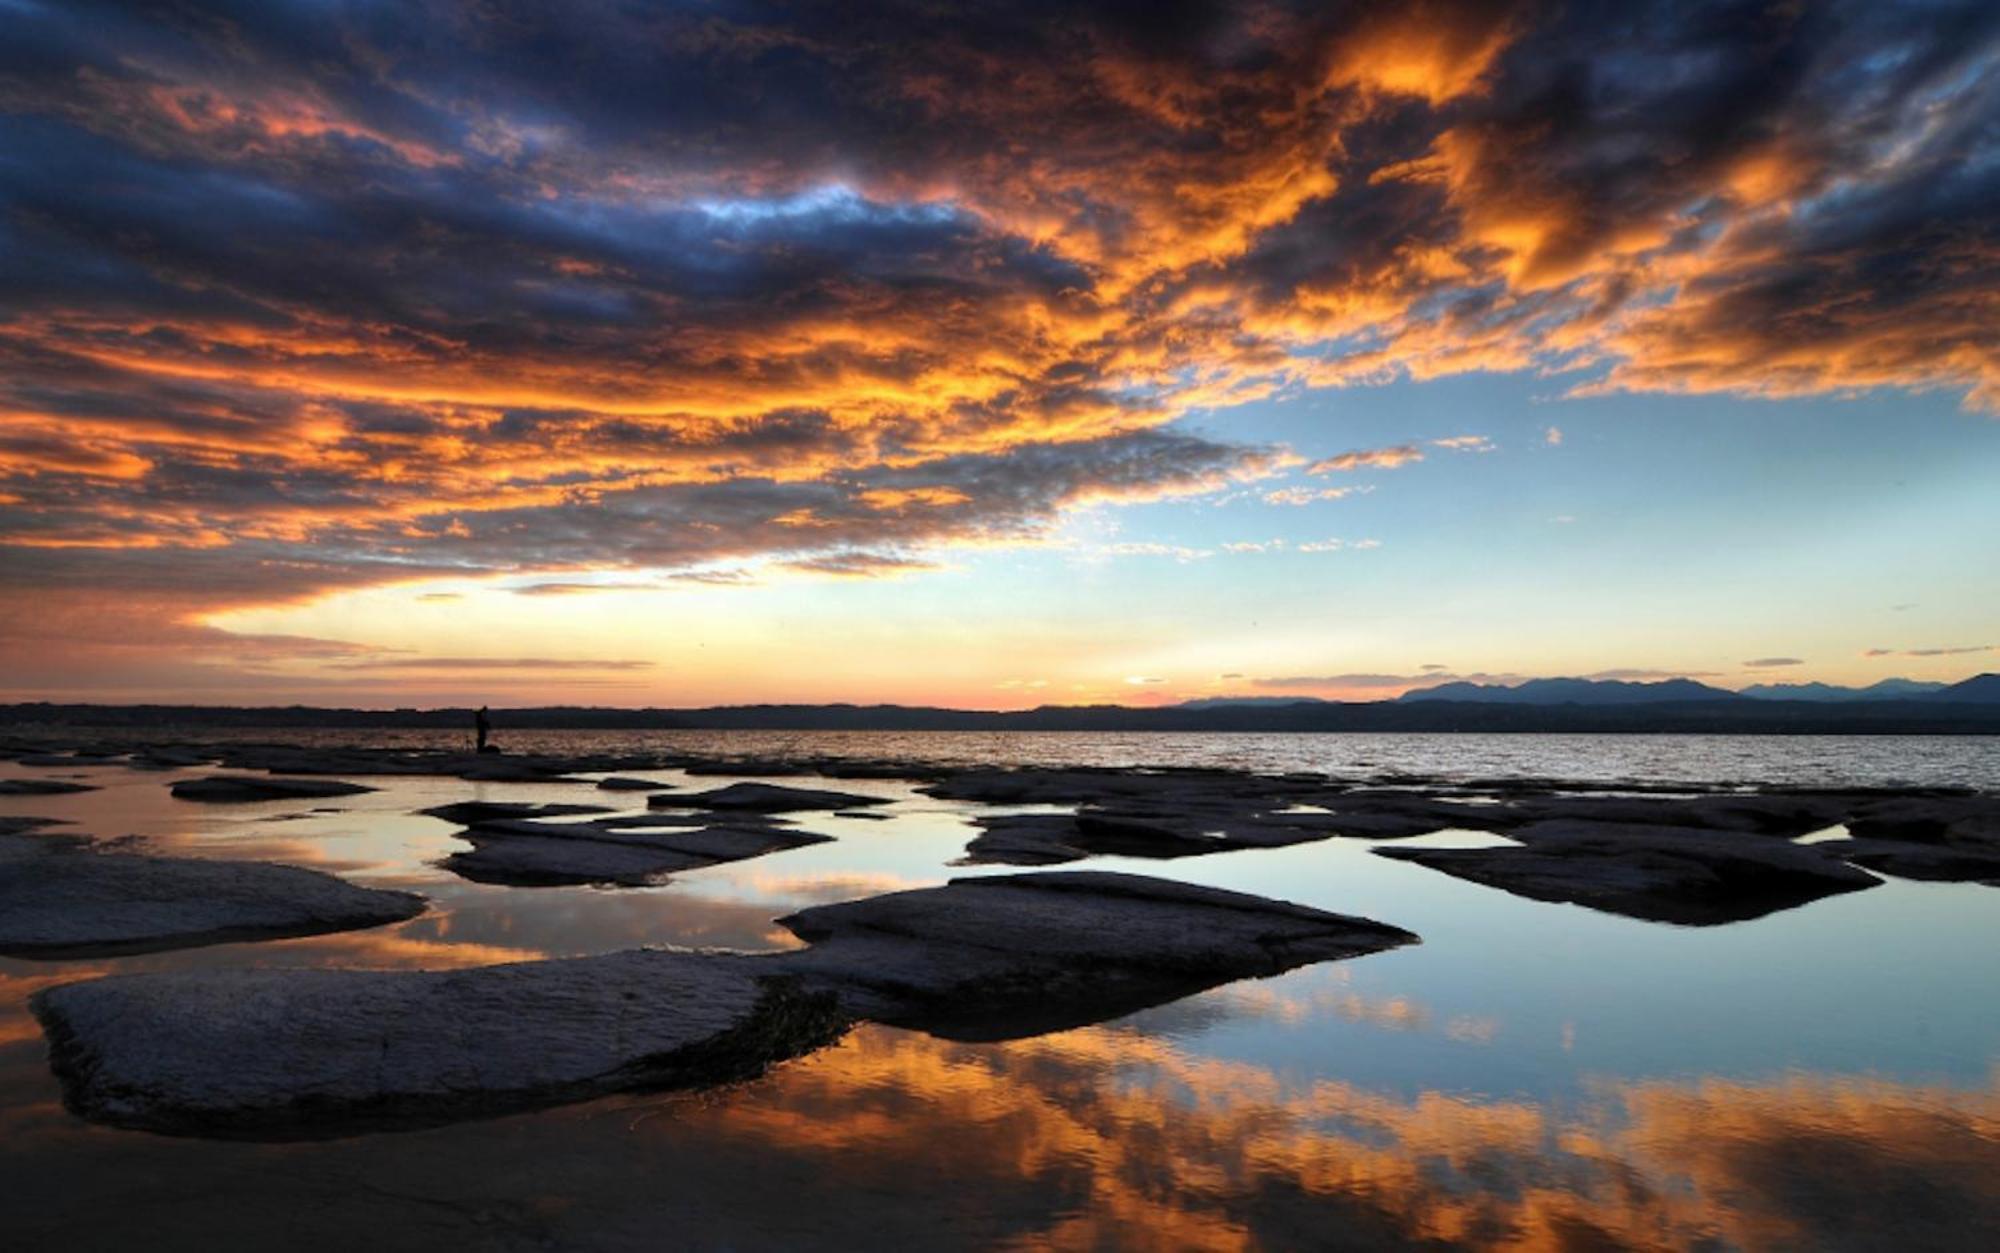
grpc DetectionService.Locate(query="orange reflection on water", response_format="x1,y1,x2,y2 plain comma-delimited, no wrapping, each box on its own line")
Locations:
0,968,108,1046
666,1022,2000,1251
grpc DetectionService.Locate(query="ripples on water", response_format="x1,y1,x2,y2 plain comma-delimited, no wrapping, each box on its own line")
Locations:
2,732,1998,1249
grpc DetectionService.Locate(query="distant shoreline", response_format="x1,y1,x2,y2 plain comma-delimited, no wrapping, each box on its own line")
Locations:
6,700,2000,736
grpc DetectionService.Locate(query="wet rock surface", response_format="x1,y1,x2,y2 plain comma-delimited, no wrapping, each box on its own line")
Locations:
170,776,378,803
35,953,845,1139
1828,837,2000,884
441,813,832,887
594,776,673,792
33,871,1413,1138
0,778,98,795
663,781,891,813
778,871,1420,1040
0,833,426,958
1376,822,1883,924
417,801,613,826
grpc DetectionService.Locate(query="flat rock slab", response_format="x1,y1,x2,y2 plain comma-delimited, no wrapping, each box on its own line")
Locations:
35,953,845,1139
0,778,98,795
1502,793,1849,837
962,812,1234,866
443,820,831,887
1829,838,2000,884
0,835,425,958
662,782,890,813
444,835,715,886
417,801,613,825
35,871,1413,1138
1377,822,1879,924
777,870,1419,1040
595,776,674,792
1844,795,2000,845
170,776,377,803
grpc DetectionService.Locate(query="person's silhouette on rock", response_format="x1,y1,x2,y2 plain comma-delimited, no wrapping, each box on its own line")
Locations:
475,705,493,753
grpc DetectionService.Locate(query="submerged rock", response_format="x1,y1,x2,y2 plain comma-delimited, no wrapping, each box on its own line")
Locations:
595,776,673,792
0,834,425,958
1377,821,1879,924
35,871,1413,1138
663,782,891,813
170,776,377,803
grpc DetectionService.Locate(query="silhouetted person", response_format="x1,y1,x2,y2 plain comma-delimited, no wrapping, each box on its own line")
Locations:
475,705,492,753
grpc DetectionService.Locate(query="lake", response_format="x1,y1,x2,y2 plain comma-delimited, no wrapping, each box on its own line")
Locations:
3,730,1998,1250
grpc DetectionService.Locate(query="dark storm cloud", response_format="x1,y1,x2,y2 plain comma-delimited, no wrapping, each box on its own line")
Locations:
0,0,1993,663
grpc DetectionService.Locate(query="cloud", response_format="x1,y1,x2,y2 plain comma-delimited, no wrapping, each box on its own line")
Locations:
2,0,1995,690
331,657,655,671
1864,644,1995,658
1262,485,1370,506
1254,673,1454,690
1544,426,1563,446
1306,445,1427,474
511,581,663,596
1743,657,1805,668
1095,542,1214,562
1430,435,1494,452
778,552,942,578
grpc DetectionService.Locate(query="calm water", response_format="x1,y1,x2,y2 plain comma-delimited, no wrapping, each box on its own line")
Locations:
20,725,2000,788
3,732,1998,1250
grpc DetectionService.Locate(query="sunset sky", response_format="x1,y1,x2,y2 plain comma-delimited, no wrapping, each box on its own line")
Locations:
2,0,1996,707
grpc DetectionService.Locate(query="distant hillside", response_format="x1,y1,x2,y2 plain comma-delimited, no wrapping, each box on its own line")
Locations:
1399,677,1738,705
1175,696,1332,710
1738,678,1947,701
8,696,2000,734
1930,673,2000,703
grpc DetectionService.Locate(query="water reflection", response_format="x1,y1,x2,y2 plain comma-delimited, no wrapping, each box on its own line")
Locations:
658,1024,2000,1251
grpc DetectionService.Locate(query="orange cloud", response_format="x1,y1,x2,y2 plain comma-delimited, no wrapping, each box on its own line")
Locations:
1308,445,1427,474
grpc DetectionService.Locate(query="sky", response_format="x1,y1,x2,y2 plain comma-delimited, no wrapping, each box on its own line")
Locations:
1,0,1996,708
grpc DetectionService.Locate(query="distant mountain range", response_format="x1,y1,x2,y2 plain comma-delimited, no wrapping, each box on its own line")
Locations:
1395,675,1971,705
1932,673,2000,703
1399,677,1733,705
1737,678,1946,701
2,673,1997,736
